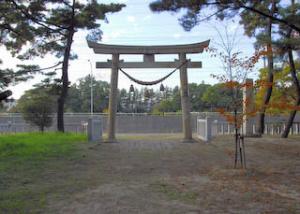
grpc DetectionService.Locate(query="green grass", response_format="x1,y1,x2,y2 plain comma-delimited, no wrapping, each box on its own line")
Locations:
0,132,87,213
0,132,86,159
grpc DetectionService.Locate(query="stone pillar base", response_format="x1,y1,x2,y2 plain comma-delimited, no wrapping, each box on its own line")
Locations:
243,134,262,138
103,139,119,143
181,138,197,143
88,117,102,142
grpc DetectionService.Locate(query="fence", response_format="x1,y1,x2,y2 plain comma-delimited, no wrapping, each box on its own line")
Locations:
197,115,300,142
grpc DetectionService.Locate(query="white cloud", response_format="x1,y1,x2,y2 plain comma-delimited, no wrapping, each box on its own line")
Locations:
127,16,136,23
102,34,110,43
101,30,124,43
113,0,128,2
228,23,239,33
142,15,152,21
173,33,182,39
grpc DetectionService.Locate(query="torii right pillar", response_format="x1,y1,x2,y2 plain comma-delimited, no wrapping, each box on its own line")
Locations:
179,53,193,142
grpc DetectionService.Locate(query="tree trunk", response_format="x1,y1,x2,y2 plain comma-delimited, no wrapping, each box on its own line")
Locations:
281,0,299,138
57,0,76,132
281,49,300,138
57,30,75,132
256,54,274,135
0,90,12,101
256,1,275,136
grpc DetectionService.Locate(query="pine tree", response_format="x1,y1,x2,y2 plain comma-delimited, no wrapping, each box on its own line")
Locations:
149,0,300,33
276,0,300,138
240,1,278,135
150,0,286,136
3,0,125,132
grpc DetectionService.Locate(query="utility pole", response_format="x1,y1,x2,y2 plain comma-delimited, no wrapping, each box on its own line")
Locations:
88,59,94,115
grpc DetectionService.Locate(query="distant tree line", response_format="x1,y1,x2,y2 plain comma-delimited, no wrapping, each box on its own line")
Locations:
11,75,241,114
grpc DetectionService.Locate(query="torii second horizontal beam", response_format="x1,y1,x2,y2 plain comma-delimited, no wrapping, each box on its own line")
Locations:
96,61,202,69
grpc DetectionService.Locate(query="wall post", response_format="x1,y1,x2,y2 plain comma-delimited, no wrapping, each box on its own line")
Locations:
243,78,254,136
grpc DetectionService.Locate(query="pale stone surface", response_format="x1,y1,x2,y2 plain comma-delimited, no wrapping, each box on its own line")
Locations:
96,60,202,69
88,118,102,142
88,41,211,142
243,78,254,136
179,53,193,141
88,40,210,54
107,54,119,142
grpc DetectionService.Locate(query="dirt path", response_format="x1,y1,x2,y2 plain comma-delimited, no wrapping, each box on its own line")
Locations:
45,135,300,214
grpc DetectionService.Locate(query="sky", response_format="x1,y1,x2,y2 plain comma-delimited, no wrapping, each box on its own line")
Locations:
2,0,262,99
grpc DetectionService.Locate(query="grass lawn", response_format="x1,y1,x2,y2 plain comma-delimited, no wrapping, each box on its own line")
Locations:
0,132,86,213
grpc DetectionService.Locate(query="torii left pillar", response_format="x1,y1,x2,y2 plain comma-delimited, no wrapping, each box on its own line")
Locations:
107,54,119,142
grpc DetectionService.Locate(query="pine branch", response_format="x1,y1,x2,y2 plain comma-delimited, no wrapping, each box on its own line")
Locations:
8,0,66,36
21,62,62,73
197,8,227,22
153,0,300,33
236,1,300,33
0,23,26,42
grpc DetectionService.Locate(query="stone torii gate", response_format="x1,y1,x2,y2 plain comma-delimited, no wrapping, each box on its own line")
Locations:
88,40,210,143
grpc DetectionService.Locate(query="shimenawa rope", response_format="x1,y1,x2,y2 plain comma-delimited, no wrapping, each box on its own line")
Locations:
118,60,189,86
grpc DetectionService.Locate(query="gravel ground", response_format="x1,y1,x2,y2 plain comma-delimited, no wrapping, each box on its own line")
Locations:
42,134,300,214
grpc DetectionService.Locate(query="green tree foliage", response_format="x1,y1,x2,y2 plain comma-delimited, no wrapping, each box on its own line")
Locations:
189,83,210,111
153,83,233,113
0,1,43,101
202,83,240,111
66,75,110,113
18,89,55,132
15,75,236,114
152,99,178,113
0,1,36,52
256,61,300,114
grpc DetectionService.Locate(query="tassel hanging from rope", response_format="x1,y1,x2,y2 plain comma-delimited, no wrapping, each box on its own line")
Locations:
118,60,189,86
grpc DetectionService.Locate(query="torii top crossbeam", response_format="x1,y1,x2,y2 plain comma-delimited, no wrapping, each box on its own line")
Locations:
87,40,210,69
87,40,210,54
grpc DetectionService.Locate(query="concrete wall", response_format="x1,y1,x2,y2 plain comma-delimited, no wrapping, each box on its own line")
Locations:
0,113,202,133
2,112,299,134
114,114,199,133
